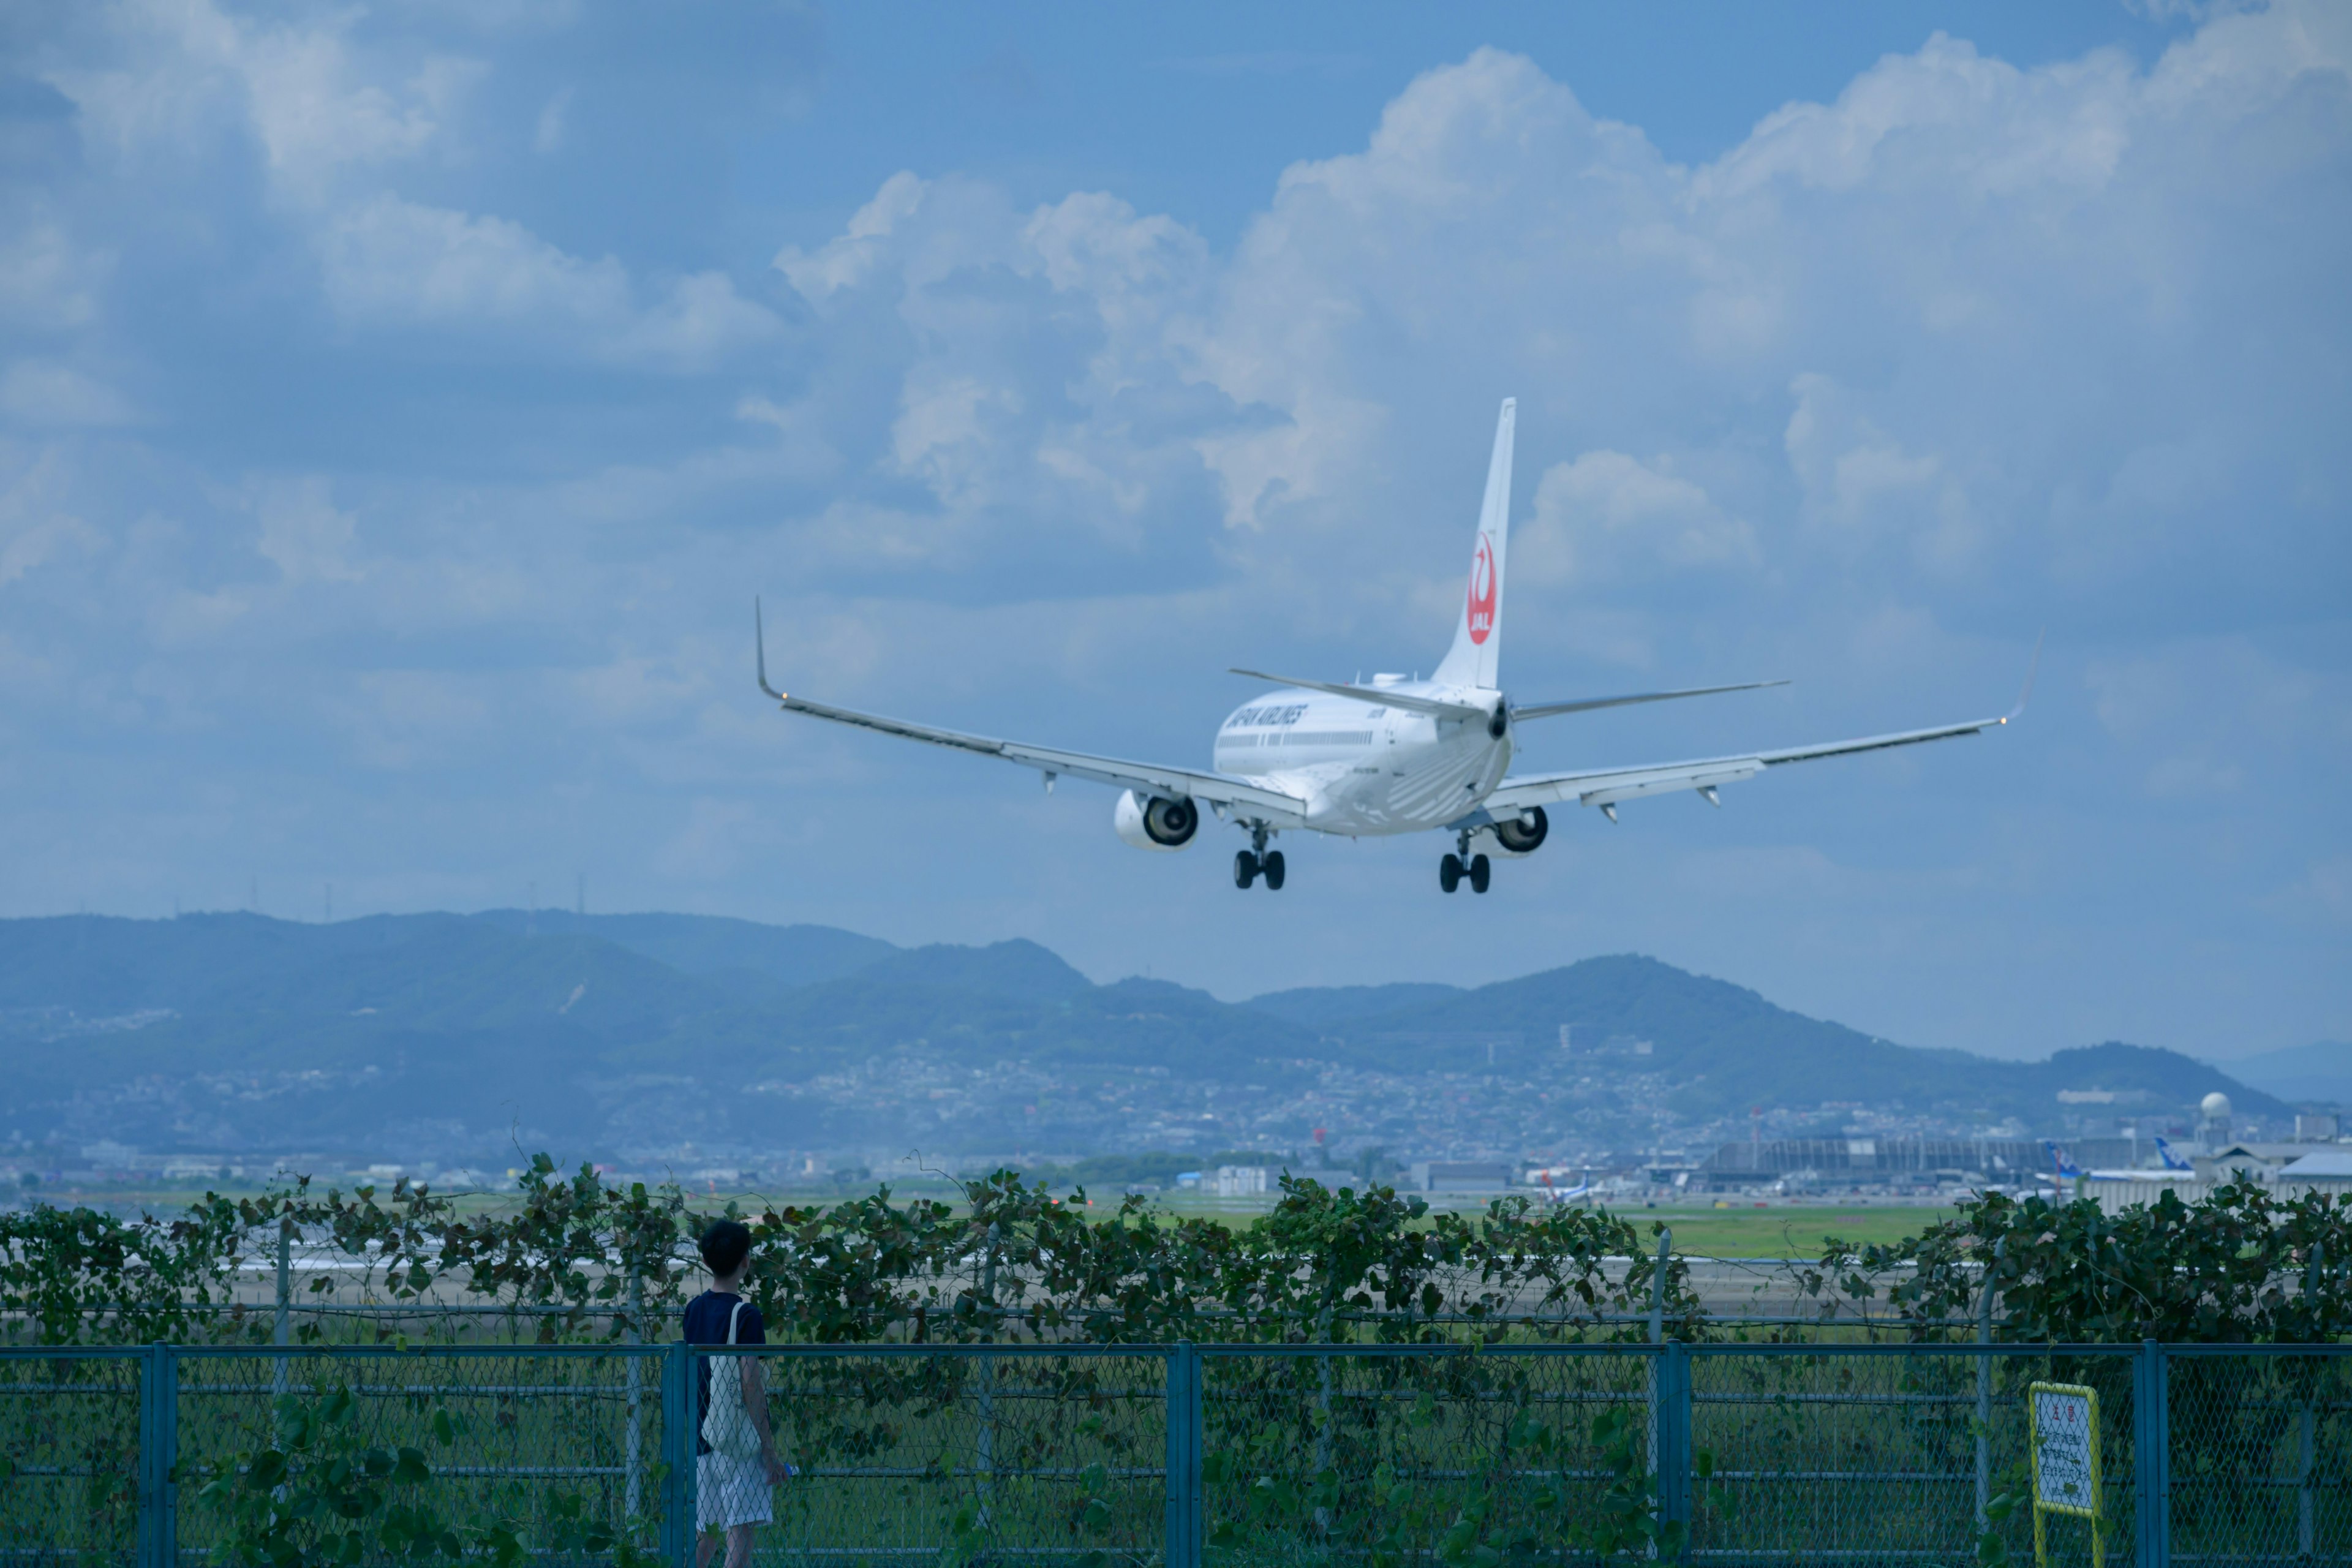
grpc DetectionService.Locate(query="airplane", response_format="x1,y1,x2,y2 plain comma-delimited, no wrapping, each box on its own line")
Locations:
1525,1166,1595,1205
755,398,2031,894
2041,1141,2188,1187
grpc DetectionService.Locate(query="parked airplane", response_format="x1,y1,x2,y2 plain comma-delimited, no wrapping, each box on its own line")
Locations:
756,399,2030,893
2042,1141,2190,1186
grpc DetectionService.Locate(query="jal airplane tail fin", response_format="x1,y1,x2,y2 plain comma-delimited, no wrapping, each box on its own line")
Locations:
1431,398,1514,692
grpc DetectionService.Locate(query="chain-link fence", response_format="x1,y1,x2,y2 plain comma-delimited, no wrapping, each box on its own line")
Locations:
0,1341,2342,1566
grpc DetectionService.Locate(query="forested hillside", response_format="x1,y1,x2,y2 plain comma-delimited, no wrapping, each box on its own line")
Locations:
0,913,2288,1166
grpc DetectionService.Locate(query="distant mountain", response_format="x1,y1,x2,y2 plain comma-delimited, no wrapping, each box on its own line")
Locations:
1246,982,1466,1030
1306,956,2291,1123
2219,1041,2352,1107
849,938,1095,1004
469,910,894,988
0,914,2288,1167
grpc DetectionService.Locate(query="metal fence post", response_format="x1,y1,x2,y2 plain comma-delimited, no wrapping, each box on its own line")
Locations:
1657,1341,1692,1536
661,1340,693,1567
1976,1243,1999,1531
625,1270,644,1520
273,1216,293,1401
137,1343,178,1568
1646,1226,1670,1490
2133,1339,2168,1568
1165,1341,1202,1568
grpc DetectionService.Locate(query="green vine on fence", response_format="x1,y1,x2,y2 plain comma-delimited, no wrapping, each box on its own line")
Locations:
193,1384,656,1566
1812,1181,2350,1342
3,1163,2343,1347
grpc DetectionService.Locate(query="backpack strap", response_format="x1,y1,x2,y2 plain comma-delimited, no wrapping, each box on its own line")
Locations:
726,1298,745,1346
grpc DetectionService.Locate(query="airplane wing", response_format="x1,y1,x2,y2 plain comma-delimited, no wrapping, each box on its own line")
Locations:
760,606,1309,824
1466,710,2019,824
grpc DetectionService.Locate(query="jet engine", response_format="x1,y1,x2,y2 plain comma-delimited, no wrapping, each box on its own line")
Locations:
1114,790,1199,851
1492,805,1548,855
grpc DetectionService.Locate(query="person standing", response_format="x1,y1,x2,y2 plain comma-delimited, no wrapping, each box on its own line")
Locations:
685,1219,790,1568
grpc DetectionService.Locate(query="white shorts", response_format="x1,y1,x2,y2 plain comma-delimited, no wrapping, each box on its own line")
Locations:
697,1450,774,1530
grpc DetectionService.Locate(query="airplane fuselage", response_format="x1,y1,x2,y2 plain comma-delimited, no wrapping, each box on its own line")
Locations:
1213,679,1513,836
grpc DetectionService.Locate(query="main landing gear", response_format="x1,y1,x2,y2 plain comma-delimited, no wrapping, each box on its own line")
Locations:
1234,826,1285,891
1439,835,1491,895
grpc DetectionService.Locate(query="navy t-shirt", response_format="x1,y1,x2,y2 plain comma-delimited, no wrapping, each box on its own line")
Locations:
684,1290,766,1455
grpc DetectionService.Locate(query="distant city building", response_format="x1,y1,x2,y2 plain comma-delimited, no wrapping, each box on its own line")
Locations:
1409,1161,1515,1193
2294,1112,2340,1142
1213,1166,1269,1197
1556,1030,1654,1058
2276,1149,2352,1197
1698,1137,2044,1191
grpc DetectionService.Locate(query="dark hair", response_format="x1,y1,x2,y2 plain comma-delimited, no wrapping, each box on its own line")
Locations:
698,1219,752,1280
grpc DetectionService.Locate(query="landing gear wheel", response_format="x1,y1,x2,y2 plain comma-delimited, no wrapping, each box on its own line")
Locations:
1469,854,1491,895
1234,851,1259,889
1262,851,1286,891
1439,853,1463,894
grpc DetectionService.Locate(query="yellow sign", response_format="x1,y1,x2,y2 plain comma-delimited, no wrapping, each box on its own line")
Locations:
2029,1381,2104,1568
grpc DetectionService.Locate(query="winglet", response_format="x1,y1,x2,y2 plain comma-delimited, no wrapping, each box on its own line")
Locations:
755,598,785,701
2002,629,2045,723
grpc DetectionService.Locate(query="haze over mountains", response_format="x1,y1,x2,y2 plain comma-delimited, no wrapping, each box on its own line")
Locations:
0,912,2299,1172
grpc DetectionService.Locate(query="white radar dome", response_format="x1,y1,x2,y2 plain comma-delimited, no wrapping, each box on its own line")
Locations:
2200,1091,2233,1119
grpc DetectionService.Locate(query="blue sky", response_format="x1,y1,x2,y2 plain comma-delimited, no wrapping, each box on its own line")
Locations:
3,1,2347,1063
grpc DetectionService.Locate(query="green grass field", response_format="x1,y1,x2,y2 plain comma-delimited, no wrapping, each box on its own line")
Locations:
1104,1195,1958,1258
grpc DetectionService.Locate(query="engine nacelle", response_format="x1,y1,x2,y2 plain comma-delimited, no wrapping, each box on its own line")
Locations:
1491,804,1549,856
1114,790,1199,851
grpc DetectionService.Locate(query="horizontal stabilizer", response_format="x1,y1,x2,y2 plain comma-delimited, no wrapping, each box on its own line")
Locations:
1227,668,1489,722
1513,679,1787,722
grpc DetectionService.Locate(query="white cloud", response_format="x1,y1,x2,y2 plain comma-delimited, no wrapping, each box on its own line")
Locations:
0,361,138,428
775,171,931,301
1518,450,1758,586
0,221,107,330
320,194,777,369
48,0,478,197
0,445,105,589
43,2,772,372
2146,754,2245,798
532,87,571,154
251,477,365,585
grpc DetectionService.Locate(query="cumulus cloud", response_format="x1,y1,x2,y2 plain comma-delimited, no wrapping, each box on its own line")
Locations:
0,219,107,330
743,12,2346,630
1517,450,1758,586
318,194,777,369
46,0,477,195
1,3,2346,1050
251,477,366,585
0,361,137,427
40,1,776,371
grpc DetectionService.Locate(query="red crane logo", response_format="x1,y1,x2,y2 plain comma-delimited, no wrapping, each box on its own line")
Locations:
1466,533,1497,646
